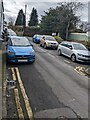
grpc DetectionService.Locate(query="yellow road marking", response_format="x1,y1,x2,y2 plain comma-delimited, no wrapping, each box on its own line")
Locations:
74,66,85,76
14,89,24,119
74,68,84,75
15,67,33,120
11,68,16,80
11,68,24,119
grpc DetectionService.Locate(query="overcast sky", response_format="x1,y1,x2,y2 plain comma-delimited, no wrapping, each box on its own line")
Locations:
3,0,89,25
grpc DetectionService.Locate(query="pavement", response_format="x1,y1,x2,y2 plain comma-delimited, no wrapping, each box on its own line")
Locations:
0,39,2,120
0,39,7,119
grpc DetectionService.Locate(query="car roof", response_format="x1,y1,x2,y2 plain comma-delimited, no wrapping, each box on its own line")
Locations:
61,41,84,45
34,34,42,36
10,36,26,39
10,36,29,42
44,35,53,37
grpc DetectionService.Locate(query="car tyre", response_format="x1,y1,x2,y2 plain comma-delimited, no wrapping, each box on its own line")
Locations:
71,54,76,62
40,43,42,47
58,49,62,56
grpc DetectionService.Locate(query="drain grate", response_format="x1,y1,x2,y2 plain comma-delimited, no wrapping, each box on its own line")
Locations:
6,79,17,89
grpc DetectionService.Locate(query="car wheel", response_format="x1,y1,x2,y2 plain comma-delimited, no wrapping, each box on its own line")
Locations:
71,54,76,62
58,49,62,56
44,44,47,49
40,43,42,47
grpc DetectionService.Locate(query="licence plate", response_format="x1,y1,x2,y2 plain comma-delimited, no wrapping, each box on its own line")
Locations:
18,59,28,62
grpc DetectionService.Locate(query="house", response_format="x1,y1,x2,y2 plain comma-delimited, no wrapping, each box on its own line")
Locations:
0,0,4,38
68,33,88,41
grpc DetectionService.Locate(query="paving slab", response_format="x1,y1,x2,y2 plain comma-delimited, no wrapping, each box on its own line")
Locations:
0,50,2,120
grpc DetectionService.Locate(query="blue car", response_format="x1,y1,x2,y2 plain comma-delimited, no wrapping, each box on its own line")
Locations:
32,34,42,43
6,36,35,63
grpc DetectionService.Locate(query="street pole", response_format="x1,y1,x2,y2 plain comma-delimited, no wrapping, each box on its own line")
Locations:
23,4,27,35
25,4,27,27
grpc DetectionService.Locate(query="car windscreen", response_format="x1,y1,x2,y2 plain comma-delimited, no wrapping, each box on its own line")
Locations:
45,36,56,41
11,38,31,46
73,44,87,50
37,35,42,38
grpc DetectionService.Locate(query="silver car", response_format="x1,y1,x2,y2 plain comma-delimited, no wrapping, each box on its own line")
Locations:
57,41,90,62
40,35,58,49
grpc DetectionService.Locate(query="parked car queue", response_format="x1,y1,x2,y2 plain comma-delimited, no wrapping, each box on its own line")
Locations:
32,34,90,63
5,29,90,63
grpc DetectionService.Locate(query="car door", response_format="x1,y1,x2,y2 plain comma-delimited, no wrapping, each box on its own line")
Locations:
65,44,73,57
60,43,68,55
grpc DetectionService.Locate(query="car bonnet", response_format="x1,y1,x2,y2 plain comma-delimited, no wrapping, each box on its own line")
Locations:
11,46,34,54
74,50,90,56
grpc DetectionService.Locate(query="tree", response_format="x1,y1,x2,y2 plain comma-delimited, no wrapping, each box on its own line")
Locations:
28,8,38,26
15,9,25,26
8,17,14,26
40,2,84,39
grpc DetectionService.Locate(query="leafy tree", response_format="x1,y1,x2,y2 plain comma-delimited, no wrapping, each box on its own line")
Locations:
28,8,38,26
15,9,25,26
40,2,83,39
8,17,14,26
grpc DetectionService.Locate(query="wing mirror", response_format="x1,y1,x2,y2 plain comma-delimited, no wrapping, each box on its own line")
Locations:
5,43,8,46
31,44,33,47
69,47,73,50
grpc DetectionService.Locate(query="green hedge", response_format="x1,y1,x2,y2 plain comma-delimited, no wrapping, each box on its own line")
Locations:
54,36,63,43
24,26,41,37
9,26,23,32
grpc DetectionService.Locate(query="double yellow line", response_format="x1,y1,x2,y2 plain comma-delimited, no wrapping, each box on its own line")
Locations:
11,67,33,120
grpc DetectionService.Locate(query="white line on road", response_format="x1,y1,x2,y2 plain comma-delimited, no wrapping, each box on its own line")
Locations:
64,60,70,64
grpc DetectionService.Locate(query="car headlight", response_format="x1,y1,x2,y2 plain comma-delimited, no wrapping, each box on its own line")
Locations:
46,42,51,45
30,50,35,55
57,43,59,46
46,42,49,45
7,50,15,55
78,53,84,57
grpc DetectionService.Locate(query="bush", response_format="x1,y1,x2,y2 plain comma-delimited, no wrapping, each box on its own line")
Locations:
24,26,41,37
15,31,23,36
9,26,23,32
54,36,63,43
85,40,90,51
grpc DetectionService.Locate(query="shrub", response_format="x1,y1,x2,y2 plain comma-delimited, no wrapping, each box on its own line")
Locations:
24,26,41,37
85,40,90,51
54,36,63,43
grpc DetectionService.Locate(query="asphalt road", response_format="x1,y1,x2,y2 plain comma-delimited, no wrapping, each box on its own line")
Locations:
6,37,89,119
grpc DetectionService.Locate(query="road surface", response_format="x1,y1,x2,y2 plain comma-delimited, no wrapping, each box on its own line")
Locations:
6,37,89,119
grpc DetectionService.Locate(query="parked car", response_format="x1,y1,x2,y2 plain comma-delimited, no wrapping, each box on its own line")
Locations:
57,41,90,62
6,29,17,41
32,34,43,43
40,35,58,49
6,36,35,63
7,29,17,36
